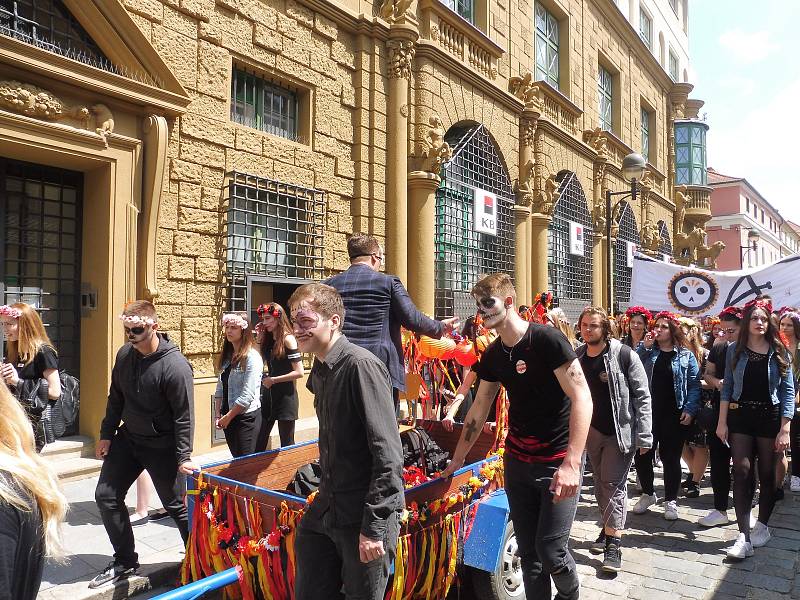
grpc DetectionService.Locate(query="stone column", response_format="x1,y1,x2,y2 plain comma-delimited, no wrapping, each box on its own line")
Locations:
590,160,609,308
514,205,531,302
407,171,440,315
592,233,606,309
515,108,540,301
385,29,416,282
530,213,552,294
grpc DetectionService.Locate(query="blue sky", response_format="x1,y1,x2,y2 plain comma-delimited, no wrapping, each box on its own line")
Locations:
690,1,800,223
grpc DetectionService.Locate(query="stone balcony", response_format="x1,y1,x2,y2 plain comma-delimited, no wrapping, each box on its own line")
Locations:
683,184,712,227
419,0,504,82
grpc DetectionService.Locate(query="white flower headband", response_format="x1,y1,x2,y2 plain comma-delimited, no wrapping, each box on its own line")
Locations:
0,305,22,319
222,313,249,330
118,313,157,326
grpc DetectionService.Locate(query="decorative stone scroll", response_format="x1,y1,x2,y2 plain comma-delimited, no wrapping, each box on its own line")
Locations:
515,159,534,207
387,40,415,80
419,115,452,174
380,0,414,23
508,72,543,110
531,173,559,216
582,127,609,158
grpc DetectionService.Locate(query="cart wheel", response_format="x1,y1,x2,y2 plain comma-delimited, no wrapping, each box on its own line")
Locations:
471,520,525,600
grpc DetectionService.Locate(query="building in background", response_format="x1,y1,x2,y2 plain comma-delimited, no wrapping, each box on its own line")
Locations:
706,168,795,270
619,0,690,82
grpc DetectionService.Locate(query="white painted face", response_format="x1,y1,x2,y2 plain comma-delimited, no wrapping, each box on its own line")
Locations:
475,295,506,329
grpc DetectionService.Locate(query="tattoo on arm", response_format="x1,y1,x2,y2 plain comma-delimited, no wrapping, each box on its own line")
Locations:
464,419,478,442
567,363,587,386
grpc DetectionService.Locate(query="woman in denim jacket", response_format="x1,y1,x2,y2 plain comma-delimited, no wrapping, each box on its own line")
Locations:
718,299,794,560
214,312,264,457
632,311,701,521
779,310,800,493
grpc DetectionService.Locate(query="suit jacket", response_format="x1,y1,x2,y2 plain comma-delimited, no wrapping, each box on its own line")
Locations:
325,264,443,391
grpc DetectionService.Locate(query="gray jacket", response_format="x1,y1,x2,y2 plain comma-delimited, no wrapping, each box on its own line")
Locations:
577,339,653,454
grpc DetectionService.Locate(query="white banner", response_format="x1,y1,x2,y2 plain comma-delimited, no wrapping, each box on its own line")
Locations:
569,221,584,256
630,254,800,316
473,189,497,236
626,241,636,268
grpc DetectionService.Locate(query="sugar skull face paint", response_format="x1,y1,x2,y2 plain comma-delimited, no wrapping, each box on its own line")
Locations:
291,308,321,336
475,295,505,329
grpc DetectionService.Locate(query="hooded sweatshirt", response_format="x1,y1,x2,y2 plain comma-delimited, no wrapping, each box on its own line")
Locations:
100,334,194,464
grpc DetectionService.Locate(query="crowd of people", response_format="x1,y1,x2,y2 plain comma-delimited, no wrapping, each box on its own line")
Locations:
1,230,799,599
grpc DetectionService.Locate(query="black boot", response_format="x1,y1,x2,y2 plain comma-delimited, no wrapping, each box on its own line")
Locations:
602,537,622,573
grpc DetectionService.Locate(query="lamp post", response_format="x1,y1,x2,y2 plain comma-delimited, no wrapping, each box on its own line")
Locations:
605,152,647,314
740,228,760,267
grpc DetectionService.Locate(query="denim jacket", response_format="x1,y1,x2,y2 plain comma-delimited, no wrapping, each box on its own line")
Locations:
214,347,263,413
636,343,701,416
720,342,795,418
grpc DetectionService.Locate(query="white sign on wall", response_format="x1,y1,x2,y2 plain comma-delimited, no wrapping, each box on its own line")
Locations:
626,241,637,267
569,221,584,256
662,253,671,263
473,189,497,236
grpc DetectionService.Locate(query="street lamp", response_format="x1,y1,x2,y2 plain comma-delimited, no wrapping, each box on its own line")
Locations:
740,228,760,267
606,153,647,314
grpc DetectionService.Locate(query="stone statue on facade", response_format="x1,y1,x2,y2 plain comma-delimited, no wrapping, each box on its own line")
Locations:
420,115,452,174
531,173,559,215
583,127,609,158
515,159,534,207
92,103,115,147
0,79,90,126
674,226,705,264
380,0,414,22
387,40,415,79
674,185,688,234
640,219,659,253
508,72,542,110
696,240,726,270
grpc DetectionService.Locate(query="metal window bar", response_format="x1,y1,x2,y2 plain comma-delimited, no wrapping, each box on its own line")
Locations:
658,220,672,256
547,171,594,321
230,68,299,142
613,201,640,314
435,124,515,320
226,172,325,311
0,0,116,74
598,66,613,131
0,158,82,374
534,3,559,87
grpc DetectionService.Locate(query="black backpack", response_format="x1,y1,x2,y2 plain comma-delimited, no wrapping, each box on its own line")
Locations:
400,427,450,474
47,372,80,438
287,461,322,497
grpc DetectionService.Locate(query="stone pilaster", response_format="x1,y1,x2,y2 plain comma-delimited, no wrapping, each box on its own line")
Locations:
407,171,440,315
530,213,551,295
514,205,531,303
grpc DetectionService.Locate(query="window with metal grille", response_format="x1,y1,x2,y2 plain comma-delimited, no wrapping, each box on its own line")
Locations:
658,220,672,256
639,8,653,50
441,0,474,23
435,124,515,320
226,172,325,311
668,49,679,81
231,68,299,142
0,0,115,73
535,3,559,88
675,122,707,185
548,172,594,322
613,202,639,314
1,159,82,375
641,106,650,161
598,65,613,132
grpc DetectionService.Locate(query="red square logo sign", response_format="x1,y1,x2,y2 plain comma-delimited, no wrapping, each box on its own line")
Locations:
483,195,494,215
473,188,497,236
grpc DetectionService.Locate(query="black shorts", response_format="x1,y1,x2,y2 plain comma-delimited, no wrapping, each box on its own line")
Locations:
727,402,780,438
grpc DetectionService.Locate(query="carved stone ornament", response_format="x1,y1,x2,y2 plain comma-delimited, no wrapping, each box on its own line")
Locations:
521,117,537,148
508,72,543,110
639,168,654,190
592,202,606,233
430,24,440,41
639,219,659,253
583,127,609,158
671,101,686,120
420,115,452,174
515,159,534,207
674,185,688,234
387,40,415,80
380,0,414,23
531,172,559,216
400,103,409,117
696,240,726,270
673,226,705,264
0,80,115,145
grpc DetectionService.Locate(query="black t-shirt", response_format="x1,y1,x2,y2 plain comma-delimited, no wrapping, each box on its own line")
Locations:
707,341,729,404
475,323,576,463
652,350,677,415
580,346,614,436
0,477,44,600
15,346,58,382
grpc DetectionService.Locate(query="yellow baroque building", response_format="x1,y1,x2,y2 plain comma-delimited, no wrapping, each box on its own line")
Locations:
0,0,711,453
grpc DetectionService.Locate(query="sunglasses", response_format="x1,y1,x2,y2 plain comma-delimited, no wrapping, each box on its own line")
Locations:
257,304,282,318
124,326,146,335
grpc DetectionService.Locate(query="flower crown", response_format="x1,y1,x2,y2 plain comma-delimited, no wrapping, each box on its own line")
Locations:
780,311,800,324
0,305,22,319
625,306,652,321
653,310,680,324
221,313,249,330
719,306,743,320
118,313,156,326
743,298,773,315
678,316,698,329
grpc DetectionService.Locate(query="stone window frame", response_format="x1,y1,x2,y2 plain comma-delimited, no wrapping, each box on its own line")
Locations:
228,60,314,147
534,0,571,97
640,97,657,167
668,47,679,81
597,55,619,135
639,6,653,51
534,2,559,88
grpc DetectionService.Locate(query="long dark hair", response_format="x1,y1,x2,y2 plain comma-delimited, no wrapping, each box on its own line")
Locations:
655,315,688,350
734,304,789,377
258,303,293,360
217,312,254,371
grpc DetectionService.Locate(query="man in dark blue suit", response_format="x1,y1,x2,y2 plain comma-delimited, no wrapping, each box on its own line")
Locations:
325,233,459,410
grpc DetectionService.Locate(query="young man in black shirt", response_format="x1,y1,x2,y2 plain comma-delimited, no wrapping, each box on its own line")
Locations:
576,307,652,572
289,283,404,600
442,274,593,600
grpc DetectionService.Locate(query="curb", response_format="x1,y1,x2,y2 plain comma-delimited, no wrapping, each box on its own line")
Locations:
38,559,181,600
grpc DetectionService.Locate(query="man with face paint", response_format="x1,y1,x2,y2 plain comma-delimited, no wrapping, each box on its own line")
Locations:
442,273,593,600
288,283,404,600
325,233,459,414
90,300,198,589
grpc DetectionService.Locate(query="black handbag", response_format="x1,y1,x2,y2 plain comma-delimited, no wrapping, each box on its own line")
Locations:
695,401,717,433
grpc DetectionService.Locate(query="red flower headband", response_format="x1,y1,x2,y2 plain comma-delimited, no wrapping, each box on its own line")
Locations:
257,303,282,318
0,305,22,319
719,306,743,320
625,306,652,321
743,298,773,315
653,310,680,325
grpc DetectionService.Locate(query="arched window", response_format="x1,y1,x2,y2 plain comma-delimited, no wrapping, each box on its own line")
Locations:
614,202,639,313
547,171,594,321
435,123,515,319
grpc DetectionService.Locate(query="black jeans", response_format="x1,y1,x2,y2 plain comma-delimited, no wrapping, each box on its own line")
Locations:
635,405,686,501
94,428,189,567
791,413,800,477
294,511,400,600
504,456,581,600
223,409,262,457
708,410,732,511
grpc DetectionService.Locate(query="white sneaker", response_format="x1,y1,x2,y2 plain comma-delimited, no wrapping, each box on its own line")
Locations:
632,493,657,514
750,521,771,547
726,533,754,560
791,476,800,493
698,509,730,527
664,500,678,521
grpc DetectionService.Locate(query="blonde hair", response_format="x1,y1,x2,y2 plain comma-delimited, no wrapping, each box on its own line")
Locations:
5,303,57,366
679,318,705,363
0,385,67,558
471,273,516,303
548,308,578,349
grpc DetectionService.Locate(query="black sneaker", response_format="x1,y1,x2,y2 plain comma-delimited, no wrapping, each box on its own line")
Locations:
88,561,138,589
149,508,170,521
682,473,694,490
602,540,622,573
775,487,785,502
590,531,606,555
685,481,700,498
